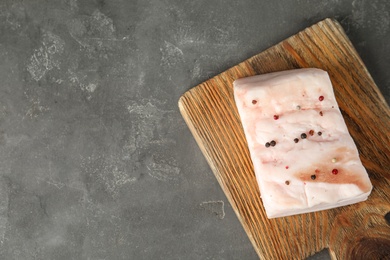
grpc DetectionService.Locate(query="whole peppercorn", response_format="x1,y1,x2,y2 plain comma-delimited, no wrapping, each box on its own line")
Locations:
311,175,316,180
270,140,276,147
294,138,299,143
301,133,307,139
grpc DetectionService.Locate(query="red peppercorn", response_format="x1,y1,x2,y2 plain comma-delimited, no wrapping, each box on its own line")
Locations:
332,169,338,175
273,115,279,120
309,130,314,136
319,96,324,101
285,166,289,169
252,100,257,105
315,169,320,173
319,111,323,116
285,180,290,185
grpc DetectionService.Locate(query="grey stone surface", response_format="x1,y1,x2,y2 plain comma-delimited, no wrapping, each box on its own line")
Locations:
0,0,388,259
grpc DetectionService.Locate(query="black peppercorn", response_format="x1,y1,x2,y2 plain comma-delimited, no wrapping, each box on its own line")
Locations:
318,132,322,136
311,175,316,180
301,133,307,139
270,140,276,147
294,138,299,143
265,142,270,148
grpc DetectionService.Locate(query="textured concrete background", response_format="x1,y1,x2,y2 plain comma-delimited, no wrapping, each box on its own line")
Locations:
0,0,388,259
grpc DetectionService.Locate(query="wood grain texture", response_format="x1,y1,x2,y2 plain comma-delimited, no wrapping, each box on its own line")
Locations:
178,18,390,260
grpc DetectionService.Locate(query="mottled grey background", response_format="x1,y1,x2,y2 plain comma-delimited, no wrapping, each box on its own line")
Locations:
0,0,388,259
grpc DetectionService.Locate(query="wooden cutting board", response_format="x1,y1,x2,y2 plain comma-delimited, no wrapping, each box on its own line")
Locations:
178,18,390,259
